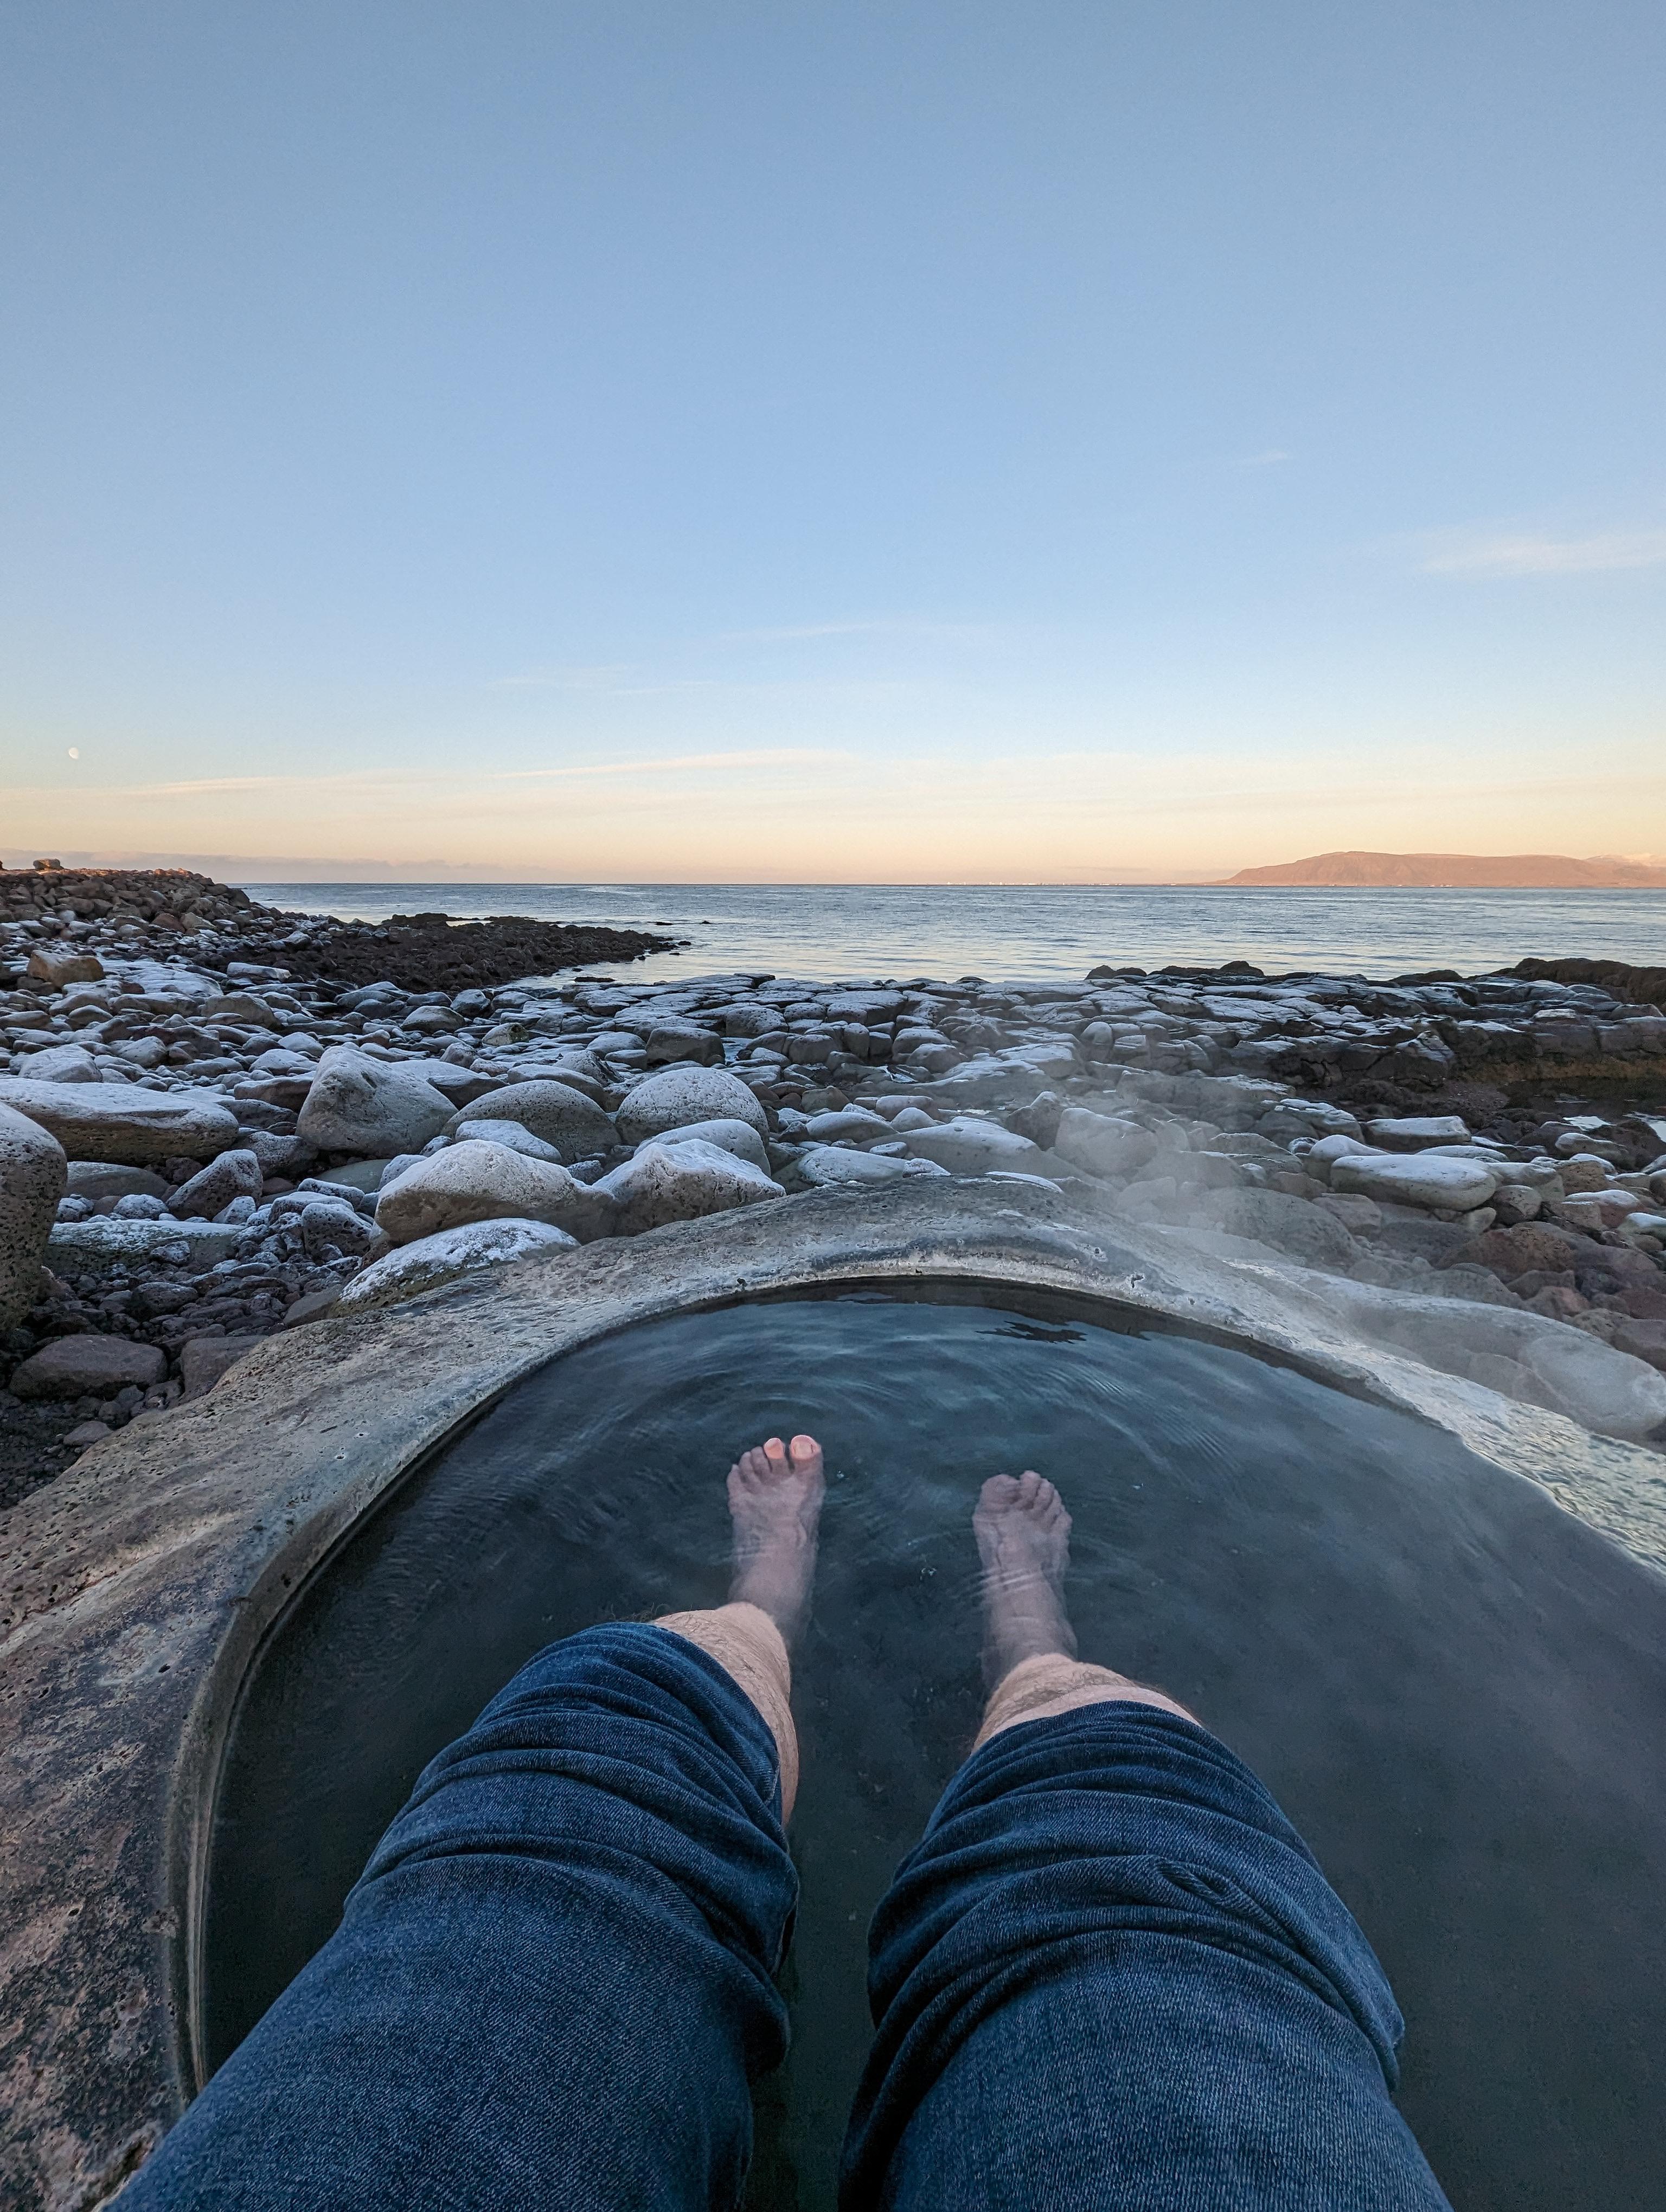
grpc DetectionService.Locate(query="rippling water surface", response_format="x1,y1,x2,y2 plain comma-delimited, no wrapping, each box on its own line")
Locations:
205,1291,1666,2212
239,881,1666,984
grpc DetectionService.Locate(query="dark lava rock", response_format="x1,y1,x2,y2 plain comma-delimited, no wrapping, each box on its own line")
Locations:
210,911,683,993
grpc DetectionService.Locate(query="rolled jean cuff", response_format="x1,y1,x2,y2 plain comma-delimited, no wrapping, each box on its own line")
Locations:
656,1602,799,1817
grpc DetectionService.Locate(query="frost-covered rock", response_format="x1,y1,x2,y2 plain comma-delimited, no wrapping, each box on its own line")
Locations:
450,1117,564,1163
376,1140,618,1245
445,1079,616,1161
296,1047,456,1155
0,1079,239,1167
615,1066,769,1143
15,1044,101,1084
1329,1153,1499,1212
654,1117,772,1171
337,1218,580,1312
903,1116,1047,1175
797,1146,948,1186
170,1149,264,1219
1364,1116,1471,1152
597,1137,783,1233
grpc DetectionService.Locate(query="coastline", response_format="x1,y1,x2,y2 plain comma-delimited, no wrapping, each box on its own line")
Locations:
2,865,1663,1509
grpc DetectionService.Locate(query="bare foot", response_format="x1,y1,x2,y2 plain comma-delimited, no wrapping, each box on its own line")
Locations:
727,1434,825,1648
974,1470,1077,1684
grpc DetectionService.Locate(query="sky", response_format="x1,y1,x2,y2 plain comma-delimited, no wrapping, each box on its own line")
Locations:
2,2,1663,883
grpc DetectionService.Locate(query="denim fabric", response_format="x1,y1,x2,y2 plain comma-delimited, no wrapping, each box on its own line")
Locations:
125,1625,798,2212
129,1631,1449,2211
841,1705,1451,2210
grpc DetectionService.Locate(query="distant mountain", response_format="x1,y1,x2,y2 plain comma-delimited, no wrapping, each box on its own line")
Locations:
1218,850,1666,889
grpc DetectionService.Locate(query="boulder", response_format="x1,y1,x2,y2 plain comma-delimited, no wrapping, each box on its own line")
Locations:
201,993,279,1026
296,1047,456,1156
25,947,103,987
15,1044,101,1084
170,1149,264,1219
1329,1153,1499,1212
1364,1116,1471,1151
0,1079,240,1166
615,1066,769,1144
0,1102,67,1327
46,1217,244,1274
655,1118,772,1172
445,1080,616,1162
1052,1108,1161,1181
644,1022,725,1066
1491,1184,1543,1226
10,1333,166,1400
180,1334,263,1398
797,1147,948,1186
451,1118,564,1163
1469,1222,1591,1278
904,1116,1048,1175
65,1162,169,1201
375,1141,618,1246
298,1199,377,1259
804,1108,893,1143
596,1138,784,1234
337,1217,579,1313
1199,1187,1362,1270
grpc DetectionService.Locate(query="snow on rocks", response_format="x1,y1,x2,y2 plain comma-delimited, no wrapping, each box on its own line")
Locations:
337,1218,580,1313
375,1141,619,1245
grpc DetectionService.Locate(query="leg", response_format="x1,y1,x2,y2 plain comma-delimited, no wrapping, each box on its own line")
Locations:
840,1474,1451,2211
124,1435,825,2212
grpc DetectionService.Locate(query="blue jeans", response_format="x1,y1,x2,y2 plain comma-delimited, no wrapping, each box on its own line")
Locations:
128,1625,1450,2209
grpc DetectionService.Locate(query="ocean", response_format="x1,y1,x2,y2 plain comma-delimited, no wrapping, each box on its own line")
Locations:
237,883,1666,987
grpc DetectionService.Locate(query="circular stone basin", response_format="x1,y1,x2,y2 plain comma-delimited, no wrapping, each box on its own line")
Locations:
203,1287,1666,2212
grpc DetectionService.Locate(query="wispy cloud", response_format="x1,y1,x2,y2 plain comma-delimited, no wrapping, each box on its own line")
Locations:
715,619,995,645
0,750,854,805
484,748,852,782
1235,449,1291,468
491,665,636,690
1421,528,1666,577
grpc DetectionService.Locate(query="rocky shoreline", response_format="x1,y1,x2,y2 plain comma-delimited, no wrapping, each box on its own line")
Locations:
2,867,1663,1505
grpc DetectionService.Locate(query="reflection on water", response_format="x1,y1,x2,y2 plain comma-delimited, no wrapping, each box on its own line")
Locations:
236,880,1666,984
205,1291,1666,2212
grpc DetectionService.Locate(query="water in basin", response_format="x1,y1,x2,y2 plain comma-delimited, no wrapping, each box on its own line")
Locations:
203,1288,1666,2211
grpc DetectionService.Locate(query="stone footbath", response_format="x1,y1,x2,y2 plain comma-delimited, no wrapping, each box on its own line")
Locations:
4,1178,1666,2211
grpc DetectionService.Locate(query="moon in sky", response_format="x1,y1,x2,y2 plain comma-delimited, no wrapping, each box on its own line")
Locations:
67,747,79,760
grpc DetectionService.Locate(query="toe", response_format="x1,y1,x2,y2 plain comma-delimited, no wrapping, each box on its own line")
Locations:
1017,1469,1043,1506
789,1432,821,1468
